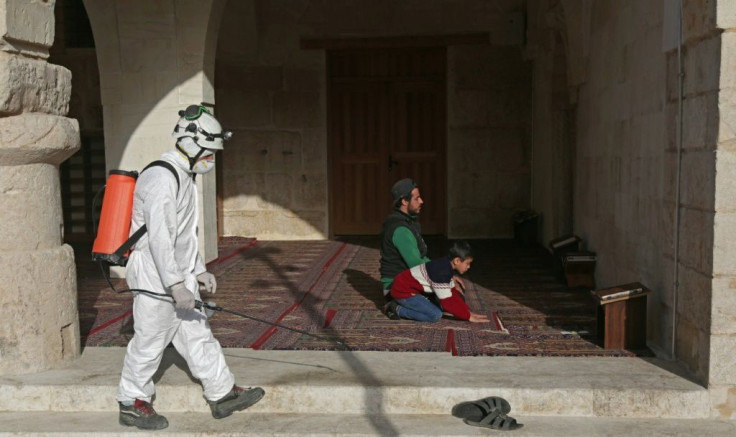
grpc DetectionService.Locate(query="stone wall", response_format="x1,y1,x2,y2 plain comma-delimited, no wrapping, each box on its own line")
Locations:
525,1,578,246
0,0,81,375
215,0,529,239
669,0,723,390
711,0,736,419
215,0,326,239
554,0,729,397
447,45,532,237
566,0,673,357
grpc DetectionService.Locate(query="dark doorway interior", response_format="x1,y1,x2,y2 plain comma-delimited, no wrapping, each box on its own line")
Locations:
51,0,106,243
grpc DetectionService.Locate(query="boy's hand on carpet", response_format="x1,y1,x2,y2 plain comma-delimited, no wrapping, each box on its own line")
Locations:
469,312,490,323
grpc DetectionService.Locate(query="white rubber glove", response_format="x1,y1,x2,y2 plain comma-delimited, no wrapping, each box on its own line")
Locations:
170,282,195,310
197,271,217,294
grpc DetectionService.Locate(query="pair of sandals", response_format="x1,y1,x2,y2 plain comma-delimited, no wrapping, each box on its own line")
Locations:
451,396,523,431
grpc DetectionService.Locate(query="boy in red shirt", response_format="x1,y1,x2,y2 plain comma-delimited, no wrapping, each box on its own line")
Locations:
385,240,490,323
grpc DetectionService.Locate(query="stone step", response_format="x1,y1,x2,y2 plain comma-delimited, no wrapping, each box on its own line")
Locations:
0,412,734,436
0,348,711,419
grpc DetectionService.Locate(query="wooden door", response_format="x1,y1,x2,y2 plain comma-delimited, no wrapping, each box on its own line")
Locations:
329,48,446,235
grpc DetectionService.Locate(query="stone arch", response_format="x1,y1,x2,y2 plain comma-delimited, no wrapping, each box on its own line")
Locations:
81,0,228,262
2,0,231,376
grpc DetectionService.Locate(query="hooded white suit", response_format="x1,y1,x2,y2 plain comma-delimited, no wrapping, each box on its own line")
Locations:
117,148,234,404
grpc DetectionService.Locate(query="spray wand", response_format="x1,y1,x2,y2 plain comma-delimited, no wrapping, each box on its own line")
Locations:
193,299,351,351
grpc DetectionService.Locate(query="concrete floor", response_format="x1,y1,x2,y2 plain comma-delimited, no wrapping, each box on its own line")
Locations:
0,347,733,436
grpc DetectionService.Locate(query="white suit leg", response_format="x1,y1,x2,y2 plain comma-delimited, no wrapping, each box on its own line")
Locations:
171,311,235,402
117,294,179,403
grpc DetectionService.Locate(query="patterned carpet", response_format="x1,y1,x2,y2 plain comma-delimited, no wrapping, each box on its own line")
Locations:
75,237,647,357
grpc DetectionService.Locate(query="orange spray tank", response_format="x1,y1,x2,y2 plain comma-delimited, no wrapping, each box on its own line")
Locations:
91,170,139,265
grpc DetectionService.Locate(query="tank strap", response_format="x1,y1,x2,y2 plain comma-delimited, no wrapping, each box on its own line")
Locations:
142,160,180,193
111,225,148,264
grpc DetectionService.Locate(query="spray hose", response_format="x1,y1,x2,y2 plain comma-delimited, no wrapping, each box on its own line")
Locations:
97,262,351,351
90,186,350,351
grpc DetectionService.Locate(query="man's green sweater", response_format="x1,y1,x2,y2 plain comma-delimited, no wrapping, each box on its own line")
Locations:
379,210,429,290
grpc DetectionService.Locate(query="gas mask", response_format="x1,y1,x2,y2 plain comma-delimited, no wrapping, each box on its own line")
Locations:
191,150,216,174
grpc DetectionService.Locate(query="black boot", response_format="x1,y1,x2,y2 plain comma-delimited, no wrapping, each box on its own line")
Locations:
383,300,401,320
119,399,169,430
208,385,265,419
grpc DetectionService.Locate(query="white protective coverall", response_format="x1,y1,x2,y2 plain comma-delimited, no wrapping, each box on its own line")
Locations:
117,149,234,404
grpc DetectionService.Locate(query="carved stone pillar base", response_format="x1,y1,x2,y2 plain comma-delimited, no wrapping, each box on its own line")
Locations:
0,245,79,374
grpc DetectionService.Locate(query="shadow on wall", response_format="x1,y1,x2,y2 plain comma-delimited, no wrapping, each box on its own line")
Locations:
71,0,326,241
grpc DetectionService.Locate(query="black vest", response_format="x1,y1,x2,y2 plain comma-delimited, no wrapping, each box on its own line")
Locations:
379,210,428,279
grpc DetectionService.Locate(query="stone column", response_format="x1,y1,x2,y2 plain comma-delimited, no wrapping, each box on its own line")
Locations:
0,0,81,375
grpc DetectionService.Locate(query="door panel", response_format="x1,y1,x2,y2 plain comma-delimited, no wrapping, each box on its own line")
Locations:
389,80,446,234
329,82,389,234
329,48,446,235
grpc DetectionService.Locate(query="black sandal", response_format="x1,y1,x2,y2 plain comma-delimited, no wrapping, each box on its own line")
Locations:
464,413,523,431
451,396,511,421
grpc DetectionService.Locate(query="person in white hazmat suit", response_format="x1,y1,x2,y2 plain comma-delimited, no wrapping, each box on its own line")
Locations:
117,105,264,430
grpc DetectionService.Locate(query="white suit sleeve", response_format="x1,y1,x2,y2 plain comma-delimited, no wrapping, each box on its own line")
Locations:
138,169,185,289
194,253,207,276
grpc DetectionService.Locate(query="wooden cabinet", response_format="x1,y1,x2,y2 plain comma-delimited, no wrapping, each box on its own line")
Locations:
563,252,597,288
591,283,650,350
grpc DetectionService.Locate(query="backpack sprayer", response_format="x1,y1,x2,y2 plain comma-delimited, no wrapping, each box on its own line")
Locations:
90,161,350,351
